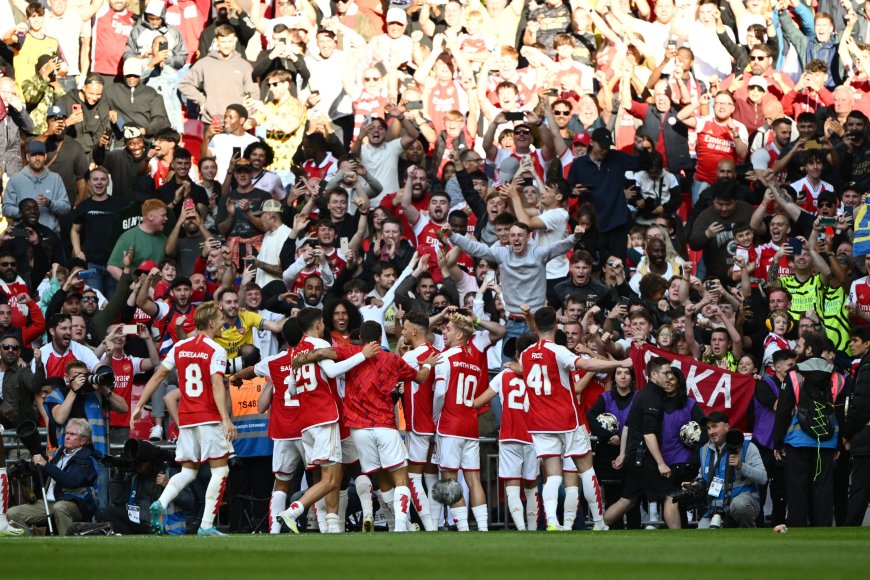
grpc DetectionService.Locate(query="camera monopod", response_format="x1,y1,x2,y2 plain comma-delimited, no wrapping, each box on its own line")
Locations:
16,421,53,535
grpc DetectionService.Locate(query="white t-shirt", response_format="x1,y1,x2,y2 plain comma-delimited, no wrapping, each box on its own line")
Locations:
208,132,261,183
361,139,405,204
44,9,90,76
535,207,570,279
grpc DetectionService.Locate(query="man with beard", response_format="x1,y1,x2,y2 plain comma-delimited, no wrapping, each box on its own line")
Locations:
105,59,169,139
37,314,100,378
2,140,70,235
56,74,113,159
688,181,755,281
93,127,153,205
322,156,383,215
35,104,87,208
769,219,832,319
484,114,554,183
165,204,214,278
242,283,282,359
242,142,285,202
751,118,794,187
1,198,64,287
216,287,286,360
251,200,300,288
202,104,259,184
604,357,684,529
629,238,673,296
551,250,611,310
773,332,846,527
382,165,430,238
844,327,870,525
156,147,209,215
301,132,339,182
362,218,415,277
252,69,305,184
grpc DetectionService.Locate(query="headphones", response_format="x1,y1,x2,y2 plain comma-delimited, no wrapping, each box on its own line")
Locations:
765,310,794,334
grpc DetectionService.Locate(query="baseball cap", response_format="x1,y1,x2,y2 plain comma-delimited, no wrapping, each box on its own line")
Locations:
386,7,407,24
123,126,143,140
234,159,254,172
46,104,67,119
26,140,46,155
64,292,83,302
123,59,142,77
817,190,838,207
572,132,591,147
702,411,730,426
253,199,283,215
590,127,613,148
748,76,768,91
135,260,159,274
316,27,336,38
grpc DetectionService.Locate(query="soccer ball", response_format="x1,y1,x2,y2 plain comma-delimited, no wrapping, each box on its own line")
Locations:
596,413,619,435
431,479,463,505
679,421,702,447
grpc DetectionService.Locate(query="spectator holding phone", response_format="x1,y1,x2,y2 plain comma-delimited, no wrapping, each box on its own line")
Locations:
688,180,755,282
252,69,306,186
202,104,259,184
104,59,170,139
56,74,113,160
214,159,270,268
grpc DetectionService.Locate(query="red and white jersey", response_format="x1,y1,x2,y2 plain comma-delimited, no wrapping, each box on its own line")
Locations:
154,301,197,357
731,244,760,275
468,330,495,401
693,118,748,184
493,147,549,182
427,80,468,134
757,241,791,280
90,4,135,75
254,349,303,440
109,354,144,428
161,335,228,428
291,336,342,430
850,276,870,326
402,342,441,435
573,367,604,429
302,153,339,181
37,342,101,378
489,368,532,444
412,213,446,284
790,177,834,212
322,247,347,279
520,339,582,433
434,345,483,439
289,266,324,297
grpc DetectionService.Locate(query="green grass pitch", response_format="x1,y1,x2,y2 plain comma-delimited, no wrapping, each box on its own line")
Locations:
3,528,869,579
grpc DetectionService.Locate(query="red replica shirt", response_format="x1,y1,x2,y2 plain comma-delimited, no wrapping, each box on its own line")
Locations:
520,339,582,433
162,335,228,427
255,349,302,440
291,336,342,430
335,345,418,429
402,343,441,435
694,119,743,184
109,355,143,428
434,345,483,439
489,368,532,444
380,193,430,242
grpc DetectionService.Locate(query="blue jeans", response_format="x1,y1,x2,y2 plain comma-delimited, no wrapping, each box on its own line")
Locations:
87,263,115,299
691,180,710,206
503,318,530,362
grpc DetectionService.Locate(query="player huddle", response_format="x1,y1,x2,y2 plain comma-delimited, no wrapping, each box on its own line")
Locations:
133,302,632,535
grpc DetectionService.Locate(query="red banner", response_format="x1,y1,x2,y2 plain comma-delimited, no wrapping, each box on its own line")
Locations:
630,344,755,432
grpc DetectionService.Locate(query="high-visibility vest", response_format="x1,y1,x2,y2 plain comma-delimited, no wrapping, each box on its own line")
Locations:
229,378,273,458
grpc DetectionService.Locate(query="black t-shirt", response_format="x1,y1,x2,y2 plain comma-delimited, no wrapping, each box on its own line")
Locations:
44,137,88,204
625,382,665,461
215,188,270,238
156,178,209,208
74,195,128,264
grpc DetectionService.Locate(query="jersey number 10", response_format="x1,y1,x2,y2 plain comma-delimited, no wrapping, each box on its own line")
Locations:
455,372,478,407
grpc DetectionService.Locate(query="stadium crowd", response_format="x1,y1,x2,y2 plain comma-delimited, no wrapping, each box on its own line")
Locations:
2,0,870,536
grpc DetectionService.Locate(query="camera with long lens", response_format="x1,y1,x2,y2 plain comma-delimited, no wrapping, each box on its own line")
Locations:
670,478,709,511
78,367,116,394
101,438,177,472
8,420,45,480
725,428,744,455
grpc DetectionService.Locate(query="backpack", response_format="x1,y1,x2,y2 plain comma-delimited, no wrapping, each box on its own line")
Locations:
788,370,844,441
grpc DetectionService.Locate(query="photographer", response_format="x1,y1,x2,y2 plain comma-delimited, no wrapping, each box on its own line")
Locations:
97,441,193,535
695,412,767,529
6,418,98,536
44,360,126,509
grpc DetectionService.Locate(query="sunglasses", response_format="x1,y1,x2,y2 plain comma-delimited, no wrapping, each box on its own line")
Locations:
513,129,531,135
750,56,767,61
364,76,380,81
81,296,98,302
268,81,284,86
0,262,16,267
818,202,835,208
748,85,765,91
0,344,20,351
553,110,571,116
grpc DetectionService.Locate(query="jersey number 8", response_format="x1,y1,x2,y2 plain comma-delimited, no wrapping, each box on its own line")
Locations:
185,365,204,397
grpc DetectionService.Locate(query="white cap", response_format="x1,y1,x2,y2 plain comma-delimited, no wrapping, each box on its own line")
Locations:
144,0,165,16
122,59,142,77
386,7,407,25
